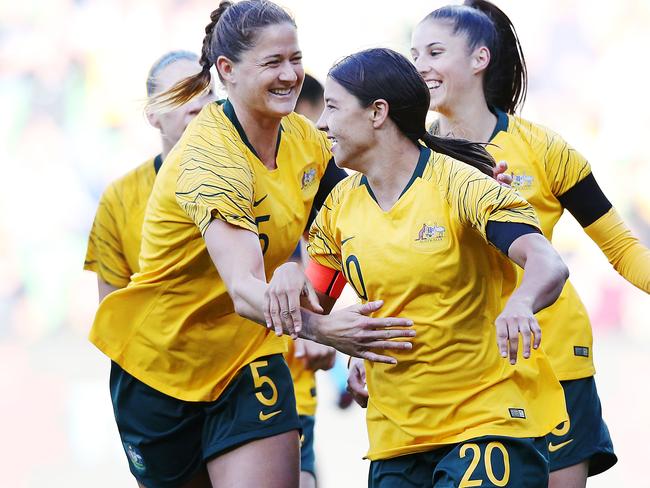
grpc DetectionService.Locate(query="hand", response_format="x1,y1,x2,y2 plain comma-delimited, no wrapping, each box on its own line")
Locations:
313,300,415,365
493,160,512,187
495,297,541,365
294,338,337,371
265,262,323,339
347,357,369,408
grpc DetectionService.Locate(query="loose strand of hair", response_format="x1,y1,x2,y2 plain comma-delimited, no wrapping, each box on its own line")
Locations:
421,132,495,177
146,70,211,113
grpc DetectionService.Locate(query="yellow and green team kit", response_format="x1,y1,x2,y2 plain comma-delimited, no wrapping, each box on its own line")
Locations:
88,100,330,403
487,111,650,380
308,146,567,460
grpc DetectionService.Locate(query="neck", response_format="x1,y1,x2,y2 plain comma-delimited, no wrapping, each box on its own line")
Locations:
436,95,497,143
230,99,283,169
160,138,174,160
361,133,421,212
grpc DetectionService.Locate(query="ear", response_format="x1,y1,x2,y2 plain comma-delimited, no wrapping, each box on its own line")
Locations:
216,55,236,84
370,99,389,129
471,46,491,75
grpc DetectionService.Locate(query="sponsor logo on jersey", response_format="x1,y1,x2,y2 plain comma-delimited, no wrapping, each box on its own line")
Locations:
415,222,446,243
301,167,317,190
510,172,534,189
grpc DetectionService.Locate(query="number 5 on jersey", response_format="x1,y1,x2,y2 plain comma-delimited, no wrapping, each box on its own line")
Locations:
249,360,281,421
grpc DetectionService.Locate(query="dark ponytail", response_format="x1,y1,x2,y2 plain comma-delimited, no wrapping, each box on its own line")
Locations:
329,48,495,177
148,0,295,111
425,0,527,114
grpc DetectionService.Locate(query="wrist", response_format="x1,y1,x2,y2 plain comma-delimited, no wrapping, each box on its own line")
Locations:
299,309,326,344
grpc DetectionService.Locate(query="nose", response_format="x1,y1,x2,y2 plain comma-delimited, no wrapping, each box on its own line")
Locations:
413,56,430,75
278,61,298,83
316,110,327,131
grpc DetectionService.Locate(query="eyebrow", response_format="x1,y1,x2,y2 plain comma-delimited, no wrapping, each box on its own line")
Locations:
410,42,443,53
261,50,302,61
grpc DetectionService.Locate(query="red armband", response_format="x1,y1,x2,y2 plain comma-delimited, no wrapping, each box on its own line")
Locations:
305,259,346,299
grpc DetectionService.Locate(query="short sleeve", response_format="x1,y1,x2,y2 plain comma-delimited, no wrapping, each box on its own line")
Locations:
175,131,257,236
439,157,540,239
307,189,343,272
84,184,132,288
541,129,592,197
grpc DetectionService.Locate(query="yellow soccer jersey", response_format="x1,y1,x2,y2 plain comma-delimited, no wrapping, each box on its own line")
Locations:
308,146,567,460
89,100,331,402
488,110,596,380
84,156,160,287
284,338,317,416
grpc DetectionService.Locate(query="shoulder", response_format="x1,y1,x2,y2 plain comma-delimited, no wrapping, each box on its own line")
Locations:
506,114,567,152
323,172,363,209
102,158,156,205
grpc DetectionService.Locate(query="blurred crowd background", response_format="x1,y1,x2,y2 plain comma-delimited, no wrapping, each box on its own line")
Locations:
1,0,649,486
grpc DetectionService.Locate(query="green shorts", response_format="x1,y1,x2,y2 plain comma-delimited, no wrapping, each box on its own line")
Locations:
299,415,316,476
110,354,301,488
547,376,617,475
369,436,548,488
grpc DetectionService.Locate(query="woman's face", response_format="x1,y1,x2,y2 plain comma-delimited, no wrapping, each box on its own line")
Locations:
317,77,373,171
224,22,304,119
410,19,477,114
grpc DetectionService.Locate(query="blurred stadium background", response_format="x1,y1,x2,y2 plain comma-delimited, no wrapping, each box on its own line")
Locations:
1,0,648,486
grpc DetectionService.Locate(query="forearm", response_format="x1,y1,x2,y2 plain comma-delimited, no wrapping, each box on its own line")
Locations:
507,233,569,313
229,274,271,325
512,250,568,313
584,208,650,293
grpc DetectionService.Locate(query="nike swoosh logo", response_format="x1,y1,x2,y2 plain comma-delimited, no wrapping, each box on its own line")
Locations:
341,236,355,245
259,409,282,421
548,439,574,452
254,195,268,207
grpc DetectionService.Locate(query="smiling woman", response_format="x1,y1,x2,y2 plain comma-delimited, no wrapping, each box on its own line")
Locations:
87,1,416,488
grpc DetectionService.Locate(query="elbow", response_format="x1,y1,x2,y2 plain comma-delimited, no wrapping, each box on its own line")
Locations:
549,252,570,292
229,283,251,319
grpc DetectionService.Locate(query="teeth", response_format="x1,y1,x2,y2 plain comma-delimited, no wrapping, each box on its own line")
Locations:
270,88,291,95
427,80,441,89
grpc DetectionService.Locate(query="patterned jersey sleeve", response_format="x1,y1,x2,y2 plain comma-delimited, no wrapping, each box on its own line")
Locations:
175,123,257,236
84,183,132,288
539,128,592,197
307,185,343,272
437,156,540,239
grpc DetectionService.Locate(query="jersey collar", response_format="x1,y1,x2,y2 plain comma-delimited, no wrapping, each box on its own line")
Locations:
360,144,431,203
220,99,283,160
153,154,163,174
489,108,509,141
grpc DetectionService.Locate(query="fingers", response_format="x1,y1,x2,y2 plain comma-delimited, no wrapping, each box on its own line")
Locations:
364,340,412,351
359,351,398,365
286,291,301,338
294,338,306,359
495,317,509,359
531,317,542,349
356,300,384,315
303,282,323,314
506,318,519,364
268,294,284,337
347,362,369,408
360,317,415,330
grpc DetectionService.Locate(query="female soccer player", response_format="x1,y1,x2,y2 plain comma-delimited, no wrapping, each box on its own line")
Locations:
85,50,213,301
309,47,570,488
88,2,415,487
409,2,649,485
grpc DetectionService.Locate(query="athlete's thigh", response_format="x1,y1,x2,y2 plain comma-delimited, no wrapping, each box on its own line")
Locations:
206,430,300,488
201,354,302,487
547,377,616,476
109,361,206,488
434,436,549,488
